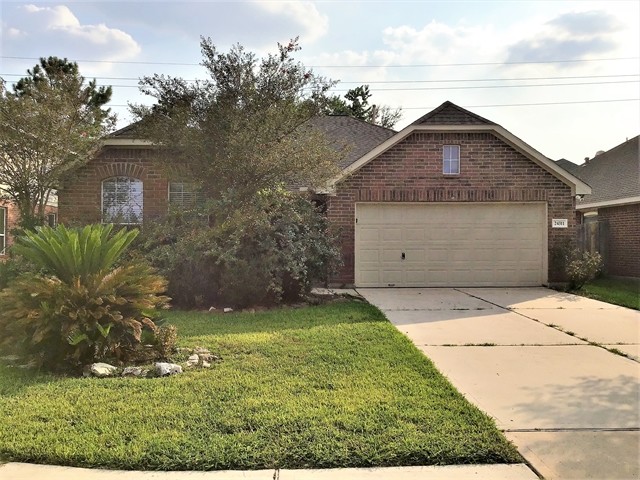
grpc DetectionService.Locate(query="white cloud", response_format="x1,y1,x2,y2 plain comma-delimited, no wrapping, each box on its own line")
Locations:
506,10,622,63
2,4,141,67
256,1,328,43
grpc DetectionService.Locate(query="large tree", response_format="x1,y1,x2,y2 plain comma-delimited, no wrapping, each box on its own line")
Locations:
325,84,402,129
0,57,115,228
131,37,343,208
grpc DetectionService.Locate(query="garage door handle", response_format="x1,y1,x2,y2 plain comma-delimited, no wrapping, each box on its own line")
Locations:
401,252,405,260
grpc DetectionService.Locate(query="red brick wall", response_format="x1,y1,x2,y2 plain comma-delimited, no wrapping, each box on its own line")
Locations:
1,200,57,258
58,146,168,226
598,203,640,278
327,131,576,285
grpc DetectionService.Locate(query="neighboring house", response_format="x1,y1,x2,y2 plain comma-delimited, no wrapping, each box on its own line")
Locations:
58,101,590,287
0,186,58,257
560,136,639,278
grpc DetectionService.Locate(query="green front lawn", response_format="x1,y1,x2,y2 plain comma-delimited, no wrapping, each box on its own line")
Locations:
577,277,640,310
0,302,520,470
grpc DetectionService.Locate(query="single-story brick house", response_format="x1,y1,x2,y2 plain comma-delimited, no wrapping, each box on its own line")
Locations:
58,101,590,287
557,136,639,278
1,187,58,258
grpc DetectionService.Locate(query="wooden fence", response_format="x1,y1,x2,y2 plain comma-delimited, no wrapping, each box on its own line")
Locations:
577,220,608,266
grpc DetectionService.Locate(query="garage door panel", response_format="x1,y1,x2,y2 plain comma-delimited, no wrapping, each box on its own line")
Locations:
358,248,380,263
382,270,403,285
355,203,546,287
358,227,380,242
405,228,425,241
382,228,402,241
382,249,403,262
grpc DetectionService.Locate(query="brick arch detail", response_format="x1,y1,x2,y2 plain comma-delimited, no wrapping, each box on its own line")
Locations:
96,162,146,180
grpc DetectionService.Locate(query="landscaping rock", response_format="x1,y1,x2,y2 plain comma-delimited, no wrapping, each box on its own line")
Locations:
223,307,233,313
155,362,182,376
122,366,148,377
198,353,217,362
208,306,216,312
193,347,211,354
0,355,22,363
186,354,200,367
202,361,211,368
86,363,118,378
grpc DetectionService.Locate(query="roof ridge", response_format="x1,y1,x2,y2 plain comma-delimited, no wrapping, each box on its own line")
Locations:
411,100,496,126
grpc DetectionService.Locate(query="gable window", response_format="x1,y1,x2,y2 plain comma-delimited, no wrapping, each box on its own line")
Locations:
169,182,201,209
443,145,460,175
102,177,143,224
0,207,6,255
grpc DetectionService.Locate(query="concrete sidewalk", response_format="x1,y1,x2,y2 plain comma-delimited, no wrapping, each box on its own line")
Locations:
0,463,538,479
359,287,640,480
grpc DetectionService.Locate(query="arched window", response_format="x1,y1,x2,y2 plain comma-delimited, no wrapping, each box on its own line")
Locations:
102,177,143,224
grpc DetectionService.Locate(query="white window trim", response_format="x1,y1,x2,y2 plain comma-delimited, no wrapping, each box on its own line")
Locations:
443,145,461,175
101,177,144,225
168,181,200,209
47,212,58,228
0,206,6,255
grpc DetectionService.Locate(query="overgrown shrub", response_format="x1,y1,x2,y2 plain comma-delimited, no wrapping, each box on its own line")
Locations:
132,190,341,308
566,249,603,290
0,224,171,371
0,252,39,291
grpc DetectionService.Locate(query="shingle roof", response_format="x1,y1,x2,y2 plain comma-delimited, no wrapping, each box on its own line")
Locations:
305,115,396,170
411,101,496,126
570,135,639,205
109,121,144,138
554,158,582,175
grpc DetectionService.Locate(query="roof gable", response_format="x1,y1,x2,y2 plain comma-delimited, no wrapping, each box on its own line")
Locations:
412,101,495,126
328,101,591,196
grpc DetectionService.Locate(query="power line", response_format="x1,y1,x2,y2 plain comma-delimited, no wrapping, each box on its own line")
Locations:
3,78,637,92
402,99,640,109
2,55,638,68
103,98,640,109
325,80,639,92
2,72,637,84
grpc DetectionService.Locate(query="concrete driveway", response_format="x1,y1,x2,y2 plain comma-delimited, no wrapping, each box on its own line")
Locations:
358,287,640,480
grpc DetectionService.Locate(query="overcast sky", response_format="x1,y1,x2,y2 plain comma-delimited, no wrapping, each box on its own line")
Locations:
1,0,638,163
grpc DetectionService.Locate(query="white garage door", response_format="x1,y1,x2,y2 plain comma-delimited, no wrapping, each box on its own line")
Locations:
355,203,546,287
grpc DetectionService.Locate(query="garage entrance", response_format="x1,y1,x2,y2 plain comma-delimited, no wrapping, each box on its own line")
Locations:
355,203,547,287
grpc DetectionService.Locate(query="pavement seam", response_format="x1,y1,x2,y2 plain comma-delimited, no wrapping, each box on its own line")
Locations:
454,288,640,363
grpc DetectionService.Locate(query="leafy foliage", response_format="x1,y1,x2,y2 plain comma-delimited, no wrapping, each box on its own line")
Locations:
131,38,342,205
132,190,341,308
325,84,402,128
565,249,603,289
0,224,170,370
12,224,138,283
0,57,115,228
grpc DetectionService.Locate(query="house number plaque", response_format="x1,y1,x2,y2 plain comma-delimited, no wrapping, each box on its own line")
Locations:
552,219,568,228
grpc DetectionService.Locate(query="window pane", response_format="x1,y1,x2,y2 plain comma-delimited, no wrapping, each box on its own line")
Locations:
443,145,460,174
102,177,143,224
169,182,200,208
0,207,5,254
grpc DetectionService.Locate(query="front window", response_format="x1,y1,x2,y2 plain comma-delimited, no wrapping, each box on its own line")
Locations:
102,177,143,224
169,182,201,209
443,145,460,175
0,207,6,255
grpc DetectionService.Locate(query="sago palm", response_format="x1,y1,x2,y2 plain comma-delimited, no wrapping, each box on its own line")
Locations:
0,224,170,370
